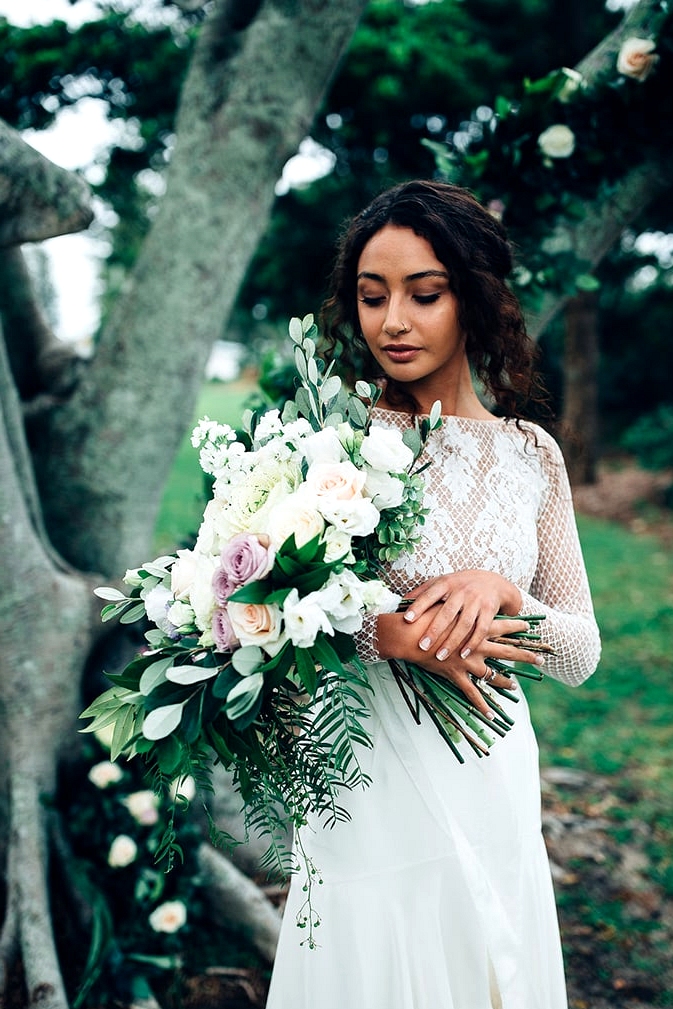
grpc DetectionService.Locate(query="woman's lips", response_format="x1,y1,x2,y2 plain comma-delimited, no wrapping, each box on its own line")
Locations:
381,344,421,363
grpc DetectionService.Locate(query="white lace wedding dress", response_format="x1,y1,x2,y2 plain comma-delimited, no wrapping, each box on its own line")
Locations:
265,411,601,1009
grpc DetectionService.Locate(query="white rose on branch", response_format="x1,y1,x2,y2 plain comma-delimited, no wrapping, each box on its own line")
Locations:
149,900,187,934
538,123,576,159
108,834,138,868
88,760,123,789
617,37,659,81
360,426,414,472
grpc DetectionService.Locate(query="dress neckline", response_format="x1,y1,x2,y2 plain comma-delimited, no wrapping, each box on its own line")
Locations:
372,406,506,425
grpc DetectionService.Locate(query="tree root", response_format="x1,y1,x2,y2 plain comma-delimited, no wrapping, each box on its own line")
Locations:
197,843,282,963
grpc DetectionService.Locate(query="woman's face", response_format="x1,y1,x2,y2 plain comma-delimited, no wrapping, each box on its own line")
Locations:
356,225,466,406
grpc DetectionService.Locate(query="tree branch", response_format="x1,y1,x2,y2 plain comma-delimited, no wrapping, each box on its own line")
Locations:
576,0,669,87
0,120,93,246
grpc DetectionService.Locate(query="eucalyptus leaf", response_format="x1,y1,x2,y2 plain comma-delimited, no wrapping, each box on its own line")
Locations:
139,656,174,695
288,317,303,344
429,400,442,428
294,347,308,380
307,356,319,386
142,559,174,578
119,602,147,625
166,664,219,685
354,380,371,398
402,428,422,456
321,376,341,402
347,397,368,428
94,586,127,601
225,671,264,720
142,702,186,740
231,645,264,675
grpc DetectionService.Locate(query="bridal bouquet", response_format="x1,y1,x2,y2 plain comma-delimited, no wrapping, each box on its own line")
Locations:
81,315,441,884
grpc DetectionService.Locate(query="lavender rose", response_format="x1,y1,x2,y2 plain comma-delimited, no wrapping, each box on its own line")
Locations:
212,607,239,652
220,533,276,586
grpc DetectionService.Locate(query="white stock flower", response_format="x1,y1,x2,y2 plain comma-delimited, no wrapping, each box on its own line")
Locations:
364,469,405,509
538,124,575,159
123,790,160,826
143,585,175,634
108,834,138,868
360,426,414,472
283,587,334,649
149,900,187,934
88,761,123,789
617,37,658,81
301,427,346,465
253,409,283,442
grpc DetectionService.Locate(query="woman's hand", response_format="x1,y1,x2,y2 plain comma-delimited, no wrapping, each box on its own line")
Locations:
376,606,542,719
401,571,523,662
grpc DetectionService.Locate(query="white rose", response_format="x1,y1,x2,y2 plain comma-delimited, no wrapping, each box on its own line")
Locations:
167,600,195,629
169,775,196,802
108,834,138,868
123,790,160,826
149,900,187,934
364,469,405,509
538,124,575,159
282,588,334,649
88,761,123,789
170,548,198,600
264,493,325,550
319,497,381,538
360,426,414,473
228,601,284,653
304,460,366,502
360,580,402,614
301,427,346,465
617,37,658,81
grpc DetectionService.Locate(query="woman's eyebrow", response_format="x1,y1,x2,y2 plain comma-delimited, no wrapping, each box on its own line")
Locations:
356,269,449,282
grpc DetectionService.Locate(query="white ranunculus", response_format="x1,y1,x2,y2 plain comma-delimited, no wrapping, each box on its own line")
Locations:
88,760,123,789
301,426,346,465
617,37,658,81
221,461,301,539
320,497,381,538
123,790,160,826
360,579,402,614
108,834,138,868
538,124,575,159
364,469,405,509
149,900,187,934
228,601,284,652
264,493,325,550
360,426,414,473
283,588,334,649
167,600,195,629
170,548,198,600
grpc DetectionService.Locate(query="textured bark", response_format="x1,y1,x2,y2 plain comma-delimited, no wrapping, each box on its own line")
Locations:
0,120,93,245
31,0,369,577
561,293,600,485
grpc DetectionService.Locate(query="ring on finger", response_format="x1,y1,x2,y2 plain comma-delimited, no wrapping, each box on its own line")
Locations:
484,667,497,684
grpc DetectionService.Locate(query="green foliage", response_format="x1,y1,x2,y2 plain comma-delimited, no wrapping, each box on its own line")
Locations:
621,403,673,473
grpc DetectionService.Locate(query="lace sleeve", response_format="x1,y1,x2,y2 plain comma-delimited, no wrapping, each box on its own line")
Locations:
518,433,601,686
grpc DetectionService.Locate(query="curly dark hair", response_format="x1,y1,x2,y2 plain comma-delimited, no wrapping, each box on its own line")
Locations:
320,179,544,417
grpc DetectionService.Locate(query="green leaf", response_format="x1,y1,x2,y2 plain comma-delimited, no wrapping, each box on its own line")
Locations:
227,580,269,604
119,602,146,624
231,645,264,675
166,664,219,685
94,586,127,601
139,657,173,695
575,273,601,292
212,665,239,699
225,671,264,720
321,375,341,401
294,648,318,696
142,702,186,740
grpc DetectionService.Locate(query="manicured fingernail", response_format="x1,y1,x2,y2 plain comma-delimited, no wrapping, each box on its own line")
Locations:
535,656,546,667
404,610,415,622
419,637,431,651
436,648,448,661
485,708,495,720
460,648,471,659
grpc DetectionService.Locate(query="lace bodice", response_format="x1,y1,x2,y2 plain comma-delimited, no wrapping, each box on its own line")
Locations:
359,409,600,686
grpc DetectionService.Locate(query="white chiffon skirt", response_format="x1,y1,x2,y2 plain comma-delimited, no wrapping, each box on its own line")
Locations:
265,662,568,1009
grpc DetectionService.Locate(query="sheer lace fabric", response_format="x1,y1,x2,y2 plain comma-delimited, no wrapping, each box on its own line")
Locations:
357,410,601,685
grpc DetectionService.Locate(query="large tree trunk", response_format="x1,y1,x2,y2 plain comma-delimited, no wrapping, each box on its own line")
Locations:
561,292,600,485
31,0,369,578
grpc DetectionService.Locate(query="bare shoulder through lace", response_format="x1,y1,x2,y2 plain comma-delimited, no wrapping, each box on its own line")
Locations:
358,408,601,686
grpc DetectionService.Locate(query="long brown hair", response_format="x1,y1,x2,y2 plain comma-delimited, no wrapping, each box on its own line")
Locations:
320,179,544,417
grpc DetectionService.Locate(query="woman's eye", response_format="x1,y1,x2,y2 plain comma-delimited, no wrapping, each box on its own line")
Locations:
359,295,385,306
414,293,441,305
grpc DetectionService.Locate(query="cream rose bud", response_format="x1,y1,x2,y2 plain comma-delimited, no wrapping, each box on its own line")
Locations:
227,601,284,652
302,427,346,465
538,124,575,159
123,567,144,587
364,469,405,509
123,790,160,826
88,760,123,789
167,600,194,629
108,834,138,868
322,526,354,564
360,427,414,473
149,900,187,934
170,548,198,600
265,495,325,550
